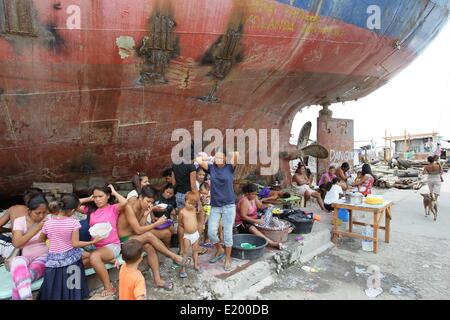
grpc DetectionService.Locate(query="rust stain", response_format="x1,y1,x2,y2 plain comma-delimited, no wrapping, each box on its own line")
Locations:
137,11,179,85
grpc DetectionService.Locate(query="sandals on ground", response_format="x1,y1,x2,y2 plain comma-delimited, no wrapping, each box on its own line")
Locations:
208,253,225,264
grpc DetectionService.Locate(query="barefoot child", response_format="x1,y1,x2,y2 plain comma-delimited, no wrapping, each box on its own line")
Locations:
39,194,102,300
199,182,211,245
119,239,146,300
178,192,200,277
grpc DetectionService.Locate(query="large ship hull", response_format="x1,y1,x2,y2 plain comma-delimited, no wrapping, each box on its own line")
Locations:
1,0,449,197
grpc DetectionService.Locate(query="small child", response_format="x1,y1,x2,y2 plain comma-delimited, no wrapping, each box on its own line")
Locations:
119,239,146,300
39,194,102,300
196,168,207,190
178,191,201,277
199,182,211,244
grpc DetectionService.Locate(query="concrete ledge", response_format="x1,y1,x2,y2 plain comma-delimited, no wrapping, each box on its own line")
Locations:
202,216,335,299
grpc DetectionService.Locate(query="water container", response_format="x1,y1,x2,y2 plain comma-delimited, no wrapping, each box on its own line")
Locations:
338,209,349,222
362,225,373,252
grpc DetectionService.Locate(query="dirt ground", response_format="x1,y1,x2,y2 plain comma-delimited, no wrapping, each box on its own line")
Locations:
260,174,450,300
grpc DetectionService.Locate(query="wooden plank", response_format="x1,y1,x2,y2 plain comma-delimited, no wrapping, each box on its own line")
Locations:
373,211,379,253
31,182,73,194
332,208,339,244
333,230,376,242
349,210,353,233
352,221,386,231
385,207,391,243
332,202,393,213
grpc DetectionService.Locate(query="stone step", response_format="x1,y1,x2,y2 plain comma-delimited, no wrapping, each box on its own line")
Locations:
206,219,335,299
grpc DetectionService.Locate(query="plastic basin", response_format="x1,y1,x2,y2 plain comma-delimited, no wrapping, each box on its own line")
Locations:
231,234,268,260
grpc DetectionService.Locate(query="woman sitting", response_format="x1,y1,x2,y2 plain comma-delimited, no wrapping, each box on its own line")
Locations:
352,164,375,196
127,172,150,201
79,184,128,297
235,183,284,250
10,194,49,300
293,165,326,211
318,166,337,199
336,162,352,190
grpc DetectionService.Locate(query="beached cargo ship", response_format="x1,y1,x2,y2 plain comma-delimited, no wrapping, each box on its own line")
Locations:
1,0,449,197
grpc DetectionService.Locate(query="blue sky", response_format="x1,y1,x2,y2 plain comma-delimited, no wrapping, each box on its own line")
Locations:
291,22,450,146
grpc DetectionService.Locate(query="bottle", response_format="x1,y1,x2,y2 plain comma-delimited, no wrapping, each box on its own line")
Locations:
362,225,373,252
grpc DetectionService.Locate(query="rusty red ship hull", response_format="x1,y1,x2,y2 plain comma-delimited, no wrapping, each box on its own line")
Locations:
1,0,449,197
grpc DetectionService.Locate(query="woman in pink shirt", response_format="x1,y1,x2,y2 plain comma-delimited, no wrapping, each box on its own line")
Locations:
80,184,127,297
318,166,337,199
235,183,285,250
10,195,49,300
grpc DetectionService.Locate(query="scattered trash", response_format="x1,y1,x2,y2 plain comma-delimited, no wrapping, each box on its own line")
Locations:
199,291,213,300
422,264,430,268
434,265,442,269
296,236,304,241
365,287,383,298
301,266,319,273
389,285,404,295
355,266,367,274
344,272,350,277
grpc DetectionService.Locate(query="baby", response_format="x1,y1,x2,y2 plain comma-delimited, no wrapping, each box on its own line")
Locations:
178,191,201,276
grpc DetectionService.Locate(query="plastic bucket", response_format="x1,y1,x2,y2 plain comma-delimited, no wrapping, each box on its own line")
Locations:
231,234,268,260
338,209,349,222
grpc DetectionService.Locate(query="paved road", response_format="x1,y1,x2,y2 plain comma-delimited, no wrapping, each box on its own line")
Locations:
261,173,450,300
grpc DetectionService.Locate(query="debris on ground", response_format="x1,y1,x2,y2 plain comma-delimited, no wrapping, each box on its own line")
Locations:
365,287,383,298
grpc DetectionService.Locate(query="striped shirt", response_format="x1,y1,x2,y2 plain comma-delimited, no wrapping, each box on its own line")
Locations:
42,217,81,254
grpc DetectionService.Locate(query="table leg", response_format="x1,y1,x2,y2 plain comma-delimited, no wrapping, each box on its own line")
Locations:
332,208,339,244
385,207,391,243
349,210,353,233
373,211,379,253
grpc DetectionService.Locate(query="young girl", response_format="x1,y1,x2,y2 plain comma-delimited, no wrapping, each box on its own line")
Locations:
39,194,101,300
196,168,208,190
127,172,150,200
199,182,212,245
10,194,48,300
80,184,128,297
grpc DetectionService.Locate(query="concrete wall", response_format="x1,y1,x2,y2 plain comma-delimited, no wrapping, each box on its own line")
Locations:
317,115,354,179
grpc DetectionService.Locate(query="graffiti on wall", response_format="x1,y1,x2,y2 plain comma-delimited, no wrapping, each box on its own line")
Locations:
329,149,355,166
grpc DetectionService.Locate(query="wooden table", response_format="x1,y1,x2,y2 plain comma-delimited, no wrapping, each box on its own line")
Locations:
332,200,393,254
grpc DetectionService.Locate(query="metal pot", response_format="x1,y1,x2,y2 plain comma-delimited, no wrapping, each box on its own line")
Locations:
345,192,364,205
